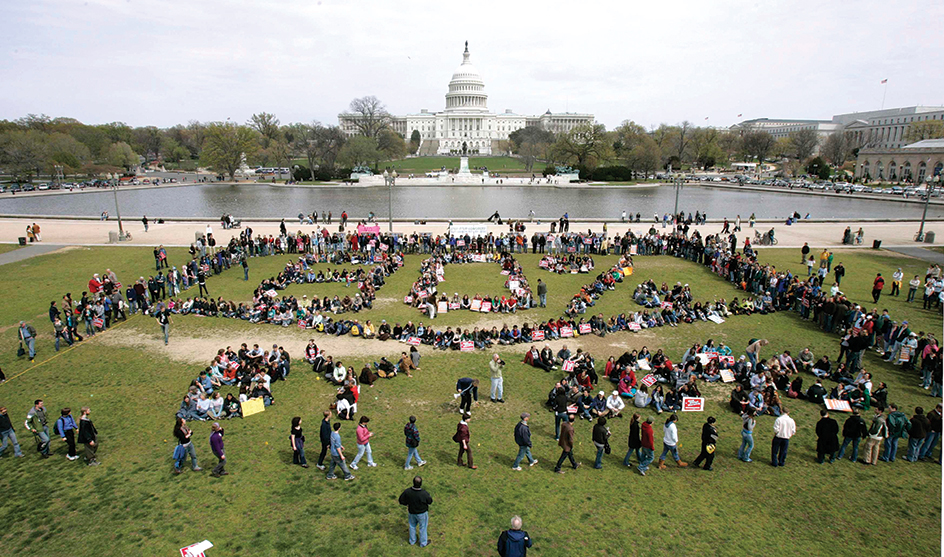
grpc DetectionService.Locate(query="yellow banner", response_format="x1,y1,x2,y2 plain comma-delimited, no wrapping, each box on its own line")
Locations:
242,397,265,417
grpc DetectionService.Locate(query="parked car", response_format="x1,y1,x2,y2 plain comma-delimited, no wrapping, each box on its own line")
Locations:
21,183,35,191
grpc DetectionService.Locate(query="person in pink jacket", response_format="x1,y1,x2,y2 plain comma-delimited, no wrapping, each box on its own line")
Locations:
350,416,376,470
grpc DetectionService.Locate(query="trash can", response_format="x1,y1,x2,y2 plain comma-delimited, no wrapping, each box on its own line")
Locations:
925,231,936,244
18,237,27,246
872,239,882,249
108,231,119,244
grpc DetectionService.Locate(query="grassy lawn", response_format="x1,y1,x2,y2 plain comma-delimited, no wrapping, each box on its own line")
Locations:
0,243,23,255
0,245,939,556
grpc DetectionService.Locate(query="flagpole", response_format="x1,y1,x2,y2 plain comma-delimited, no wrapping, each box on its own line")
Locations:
881,80,888,109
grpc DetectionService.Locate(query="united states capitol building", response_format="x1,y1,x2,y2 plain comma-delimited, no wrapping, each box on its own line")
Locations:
338,42,594,156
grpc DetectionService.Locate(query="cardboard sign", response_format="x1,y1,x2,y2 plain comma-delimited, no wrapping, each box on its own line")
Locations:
480,301,492,313
578,323,592,334
456,240,465,247
539,260,549,268
532,330,545,341
824,399,853,412
470,299,482,311
898,345,913,362
628,323,642,331
460,341,474,352
583,238,592,245
637,359,651,371
696,353,711,366
241,397,265,417
379,243,389,252
437,301,449,313
641,374,657,387
682,397,705,412
404,295,413,304
630,245,638,255
265,289,277,298
708,314,725,324
298,320,306,329
448,302,460,310
622,267,633,276
720,370,735,383
180,540,213,557
417,289,428,299
719,355,735,366
567,247,577,253
508,280,519,290
562,360,575,372
560,326,574,338
500,270,510,276
357,224,381,235
92,317,104,328
406,336,421,346
661,302,673,310
566,404,578,414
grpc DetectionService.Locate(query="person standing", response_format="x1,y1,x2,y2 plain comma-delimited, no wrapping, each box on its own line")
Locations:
512,413,537,470
863,407,887,465
350,415,376,470
142,215,149,232
623,413,641,466
907,275,921,303
316,410,332,470
837,409,867,462
637,416,655,476
919,403,942,461
800,242,810,264
398,476,433,547
554,413,579,474
242,256,249,281
871,273,885,303
325,422,355,480
658,413,687,469
834,263,845,286
156,305,171,346
891,268,903,297
404,415,426,470
692,416,719,471
489,354,505,403
881,403,908,462
497,515,533,557
455,377,478,414
77,407,99,466
0,406,24,458
453,413,476,469
591,417,610,469
197,268,209,298
771,406,797,467
25,399,50,458
815,409,839,464
173,417,200,473
209,423,226,477
905,407,929,462
290,416,308,468
18,321,37,362
54,408,79,461
537,279,547,308
738,409,756,462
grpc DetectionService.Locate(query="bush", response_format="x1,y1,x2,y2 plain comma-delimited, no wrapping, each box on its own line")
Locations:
542,165,557,177
805,157,831,180
588,165,633,181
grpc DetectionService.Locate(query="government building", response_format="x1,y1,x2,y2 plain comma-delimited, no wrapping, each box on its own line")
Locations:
339,42,595,156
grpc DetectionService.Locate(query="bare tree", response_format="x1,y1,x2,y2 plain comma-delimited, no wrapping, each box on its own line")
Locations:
789,129,819,162
674,120,692,163
741,130,775,163
344,96,391,139
821,131,852,167
248,112,282,149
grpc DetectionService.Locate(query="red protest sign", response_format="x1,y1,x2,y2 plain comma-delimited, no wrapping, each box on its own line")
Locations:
682,397,705,412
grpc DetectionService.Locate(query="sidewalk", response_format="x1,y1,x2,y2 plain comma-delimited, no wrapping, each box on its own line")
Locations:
0,217,940,250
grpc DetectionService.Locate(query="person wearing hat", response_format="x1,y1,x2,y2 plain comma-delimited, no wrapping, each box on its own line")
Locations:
511,413,537,470
692,416,719,471
605,391,625,418
589,391,607,418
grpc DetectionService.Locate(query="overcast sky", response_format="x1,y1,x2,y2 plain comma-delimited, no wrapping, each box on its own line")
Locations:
1,0,941,130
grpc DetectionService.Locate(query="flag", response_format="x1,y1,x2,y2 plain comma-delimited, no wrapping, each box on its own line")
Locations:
737,113,742,117
881,79,887,84
704,117,709,120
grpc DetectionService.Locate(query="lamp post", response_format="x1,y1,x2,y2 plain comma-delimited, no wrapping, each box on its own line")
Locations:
112,176,125,240
673,175,683,218
915,174,939,242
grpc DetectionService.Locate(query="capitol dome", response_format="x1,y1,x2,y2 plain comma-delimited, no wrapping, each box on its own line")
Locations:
444,42,488,113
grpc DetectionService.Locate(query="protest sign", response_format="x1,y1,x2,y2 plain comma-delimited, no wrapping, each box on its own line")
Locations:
560,326,574,338
682,397,705,412
641,374,657,387
824,399,853,412
532,330,545,341
460,341,474,352
562,360,575,372
480,301,492,313
470,299,482,311
407,337,421,346
578,323,591,334
241,398,265,417
437,301,449,314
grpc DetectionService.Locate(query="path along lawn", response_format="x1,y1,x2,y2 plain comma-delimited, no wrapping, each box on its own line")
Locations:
0,245,939,556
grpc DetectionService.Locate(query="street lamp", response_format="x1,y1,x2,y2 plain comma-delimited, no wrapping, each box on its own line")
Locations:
673,174,683,218
915,174,940,242
112,176,125,240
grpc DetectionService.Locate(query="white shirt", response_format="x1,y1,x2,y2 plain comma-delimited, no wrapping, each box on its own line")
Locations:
606,395,625,412
773,414,797,439
663,422,679,446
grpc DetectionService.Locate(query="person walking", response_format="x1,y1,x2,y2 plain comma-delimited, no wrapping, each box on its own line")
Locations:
25,399,50,458
637,416,655,476
316,410,332,470
325,422,355,480
404,415,426,470
455,377,479,414
290,416,308,468
512,413,537,470
837,409,867,462
771,406,797,467
209,423,226,477
658,414,687,469
863,407,887,465
453,413,476,469
691,416,719,471
173,418,200,473
815,409,839,464
398,476,433,547
350,415,376,470
591,416,610,469
738,409,756,462
907,275,921,303
242,256,249,281
497,515,533,557
77,407,99,466
553,413,579,474
18,321,37,362
623,413,642,466
800,242,810,264
537,279,547,308
54,407,80,461
871,273,885,303
0,406,24,458
489,354,505,403
156,305,171,346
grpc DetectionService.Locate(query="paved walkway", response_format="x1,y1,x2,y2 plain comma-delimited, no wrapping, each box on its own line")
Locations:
0,243,66,266
885,246,944,265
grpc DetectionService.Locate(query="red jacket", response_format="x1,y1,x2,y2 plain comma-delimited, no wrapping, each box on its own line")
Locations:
641,422,654,450
454,423,470,445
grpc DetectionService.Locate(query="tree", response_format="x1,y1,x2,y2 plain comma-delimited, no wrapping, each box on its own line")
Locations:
269,138,291,180
904,120,944,143
690,127,724,170
741,130,775,163
629,136,662,178
789,129,819,162
377,129,407,161
337,136,381,168
806,156,831,180
133,126,163,162
248,112,282,149
105,141,138,172
201,122,259,179
15,113,52,132
46,133,91,174
672,121,693,164
343,96,391,138
613,121,647,166
509,126,554,172
409,130,421,154
551,123,610,169
0,130,47,181
821,131,852,168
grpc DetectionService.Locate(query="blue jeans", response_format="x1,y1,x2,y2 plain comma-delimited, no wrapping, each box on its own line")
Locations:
33,426,50,455
352,443,374,467
162,323,170,345
539,293,547,307
881,435,902,461
738,429,754,461
837,436,860,461
623,447,640,466
512,445,535,468
554,412,568,440
175,441,198,469
919,431,940,460
771,437,789,466
408,512,429,546
637,447,654,473
906,437,924,461
659,443,679,462
0,428,23,457
405,445,422,468
326,453,353,478
594,444,605,468
292,439,307,466
23,337,36,359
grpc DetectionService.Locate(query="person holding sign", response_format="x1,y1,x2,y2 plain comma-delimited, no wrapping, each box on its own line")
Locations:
692,417,718,471
489,355,506,403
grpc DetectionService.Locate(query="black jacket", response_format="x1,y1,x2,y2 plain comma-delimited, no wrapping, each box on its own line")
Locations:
842,415,867,439
514,421,532,447
816,417,840,453
320,419,332,444
77,418,97,444
398,487,433,514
